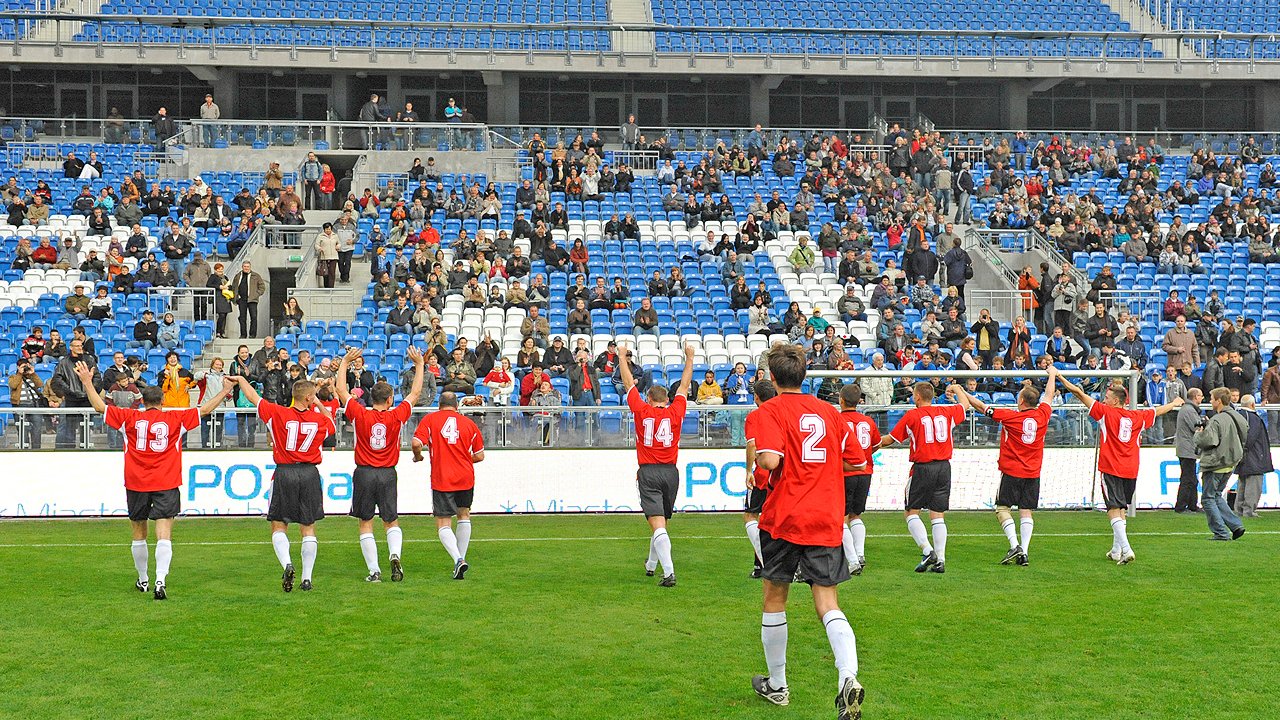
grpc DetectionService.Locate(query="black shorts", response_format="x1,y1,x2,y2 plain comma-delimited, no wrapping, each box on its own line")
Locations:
995,473,1041,510
432,488,475,518
350,465,399,523
905,461,952,513
844,474,872,516
745,487,768,515
126,488,180,522
1101,472,1137,510
637,464,679,519
759,528,850,587
267,464,325,525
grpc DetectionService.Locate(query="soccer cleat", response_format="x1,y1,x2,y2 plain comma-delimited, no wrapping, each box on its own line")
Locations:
1016,552,1029,567
135,579,149,594
645,562,657,577
153,582,167,601
365,571,382,583
1117,549,1135,565
453,558,469,580
749,567,763,579
929,562,946,574
914,551,938,573
300,579,313,591
389,555,404,582
751,674,790,706
1001,546,1024,565
835,676,865,720
1105,549,1122,563
1232,527,1246,540
658,574,677,587
282,563,295,593
850,561,863,576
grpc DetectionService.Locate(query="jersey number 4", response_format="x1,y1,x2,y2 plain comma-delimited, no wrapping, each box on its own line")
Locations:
641,417,674,447
439,416,460,445
284,421,320,452
132,420,170,452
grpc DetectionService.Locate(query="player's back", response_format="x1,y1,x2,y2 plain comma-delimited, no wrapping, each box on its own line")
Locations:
749,393,849,546
346,399,412,468
628,386,687,465
840,410,880,477
991,403,1052,478
259,400,334,465
414,409,483,490
1090,402,1155,478
893,403,965,463
106,405,199,491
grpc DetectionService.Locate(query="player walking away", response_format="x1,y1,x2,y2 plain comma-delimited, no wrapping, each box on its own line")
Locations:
411,391,485,579
337,346,425,583
618,344,694,587
74,361,235,600
234,375,335,592
743,379,779,578
747,344,863,719
838,384,876,575
879,382,966,574
949,368,1058,567
1058,376,1183,565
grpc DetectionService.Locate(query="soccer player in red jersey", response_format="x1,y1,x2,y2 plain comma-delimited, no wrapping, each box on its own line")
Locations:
746,344,863,719
234,374,336,592
412,391,485,579
879,381,966,574
743,379,778,578
949,368,1058,567
1058,375,1183,565
619,344,693,587
74,361,235,600
838,384,876,575
337,346,425,583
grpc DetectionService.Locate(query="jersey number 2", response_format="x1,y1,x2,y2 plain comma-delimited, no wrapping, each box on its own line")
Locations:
799,414,827,463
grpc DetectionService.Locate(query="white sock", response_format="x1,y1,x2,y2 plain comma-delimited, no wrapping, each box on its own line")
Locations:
438,526,462,563
271,531,292,569
822,609,859,687
745,520,763,564
906,514,933,554
455,520,472,561
849,519,866,560
645,534,658,572
1001,517,1018,549
300,536,318,582
1020,517,1034,552
1111,517,1130,553
652,528,674,576
131,540,149,582
841,525,858,568
931,518,948,563
359,533,379,573
386,526,403,559
154,539,172,584
761,611,788,688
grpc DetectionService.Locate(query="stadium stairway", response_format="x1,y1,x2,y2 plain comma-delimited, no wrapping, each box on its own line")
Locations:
1099,0,1199,58
28,0,107,42
608,0,653,52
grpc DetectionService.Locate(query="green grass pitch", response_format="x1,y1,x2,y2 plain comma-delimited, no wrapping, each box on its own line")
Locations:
1,511,1275,719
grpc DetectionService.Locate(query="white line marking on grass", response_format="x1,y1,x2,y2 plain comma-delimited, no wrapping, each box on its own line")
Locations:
1,530,1276,549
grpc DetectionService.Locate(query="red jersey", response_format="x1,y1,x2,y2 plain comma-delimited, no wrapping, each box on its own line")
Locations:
990,403,1053,478
744,402,772,490
746,392,850,547
890,403,966,463
105,406,200,492
258,400,335,465
627,387,687,465
1090,402,1156,479
413,409,484,491
345,398,412,468
840,410,880,477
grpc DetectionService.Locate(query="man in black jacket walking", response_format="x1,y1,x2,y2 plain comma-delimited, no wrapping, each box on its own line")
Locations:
1233,395,1272,518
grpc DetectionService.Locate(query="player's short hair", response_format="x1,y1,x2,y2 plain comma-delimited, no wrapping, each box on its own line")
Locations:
647,385,669,403
839,383,862,408
1210,387,1232,405
767,342,807,388
291,380,317,403
140,385,163,407
753,379,778,403
1018,385,1039,408
912,381,935,402
439,391,459,408
1105,384,1128,404
369,381,394,406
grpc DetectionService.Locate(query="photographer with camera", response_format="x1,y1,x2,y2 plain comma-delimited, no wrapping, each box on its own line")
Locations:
8,358,48,449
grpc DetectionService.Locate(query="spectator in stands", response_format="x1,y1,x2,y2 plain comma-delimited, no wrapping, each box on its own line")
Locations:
1084,302,1118,356
231,261,266,339
63,285,91,319
1248,233,1279,264
78,250,105,282
385,296,414,337
567,299,592,335
788,236,816,273
151,106,176,150
9,357,48,449
633,297,659,337
152,260,178,288
30,237,56,268
88,286,113,321
1116,325,1149,368
1161,290,1185,322
1223,350,1257,397
50,338,98,447
151,311,180,350
441,347,476,395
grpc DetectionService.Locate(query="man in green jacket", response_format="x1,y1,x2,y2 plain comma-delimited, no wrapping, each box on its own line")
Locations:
1193,387,1248,541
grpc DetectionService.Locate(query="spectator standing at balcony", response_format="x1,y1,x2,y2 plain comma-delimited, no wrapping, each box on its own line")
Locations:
954,162,974,224
232,261,266,339
299,151,323,210
359,93,386,150
151,107,176,152
621,115,640,151
199,94,220,146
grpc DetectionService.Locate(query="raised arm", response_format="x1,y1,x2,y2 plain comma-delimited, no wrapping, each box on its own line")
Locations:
949,383,987,414
1056,374,1094,408
234,375,263,406
335,347,359,406
1154,396,1185,418
403,346,426,406
617,346,636,393
198,376,238,418
675,344,696,398
73,362,107,414
1040,366,1058,406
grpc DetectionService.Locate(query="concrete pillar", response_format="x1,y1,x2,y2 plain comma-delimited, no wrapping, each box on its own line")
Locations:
482,71,520,125
749,75,787,127
1256,81,1280,132
1004,79,1030,130
210,74,238,120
